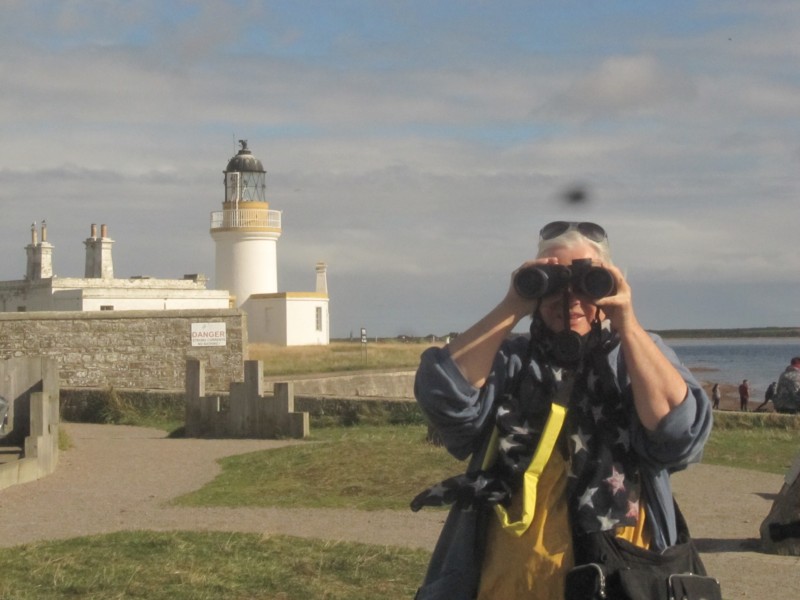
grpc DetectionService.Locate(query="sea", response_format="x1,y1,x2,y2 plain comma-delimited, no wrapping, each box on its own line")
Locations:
666,337,800,396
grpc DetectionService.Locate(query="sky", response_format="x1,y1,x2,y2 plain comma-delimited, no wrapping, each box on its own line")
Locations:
1,1,798,339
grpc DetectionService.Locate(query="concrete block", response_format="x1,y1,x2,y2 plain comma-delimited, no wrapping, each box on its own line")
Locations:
0,356,61,491
185,360,309,440
0,462,21,491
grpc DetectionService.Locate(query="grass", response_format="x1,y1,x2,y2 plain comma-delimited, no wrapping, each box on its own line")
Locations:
704,411,800,474
0,531,428,599
174,425,462,510
703,428,800,474
174,421,800,513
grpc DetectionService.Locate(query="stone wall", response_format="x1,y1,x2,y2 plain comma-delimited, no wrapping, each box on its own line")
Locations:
0,309,246,392
263,370,415,399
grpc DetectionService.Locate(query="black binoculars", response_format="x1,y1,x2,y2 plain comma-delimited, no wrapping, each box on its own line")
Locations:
513,258,615,300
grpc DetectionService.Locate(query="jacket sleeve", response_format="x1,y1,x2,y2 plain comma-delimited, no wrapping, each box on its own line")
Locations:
611,333,713,549
414,337,529,461
622,334,713,473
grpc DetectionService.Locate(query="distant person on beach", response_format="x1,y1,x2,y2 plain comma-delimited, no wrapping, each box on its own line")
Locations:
773,357,800,414
711,383,721,409
754,381,777,412
411,221,712,599
738,379,750,411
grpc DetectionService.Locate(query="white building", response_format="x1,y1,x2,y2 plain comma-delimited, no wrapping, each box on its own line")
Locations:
210,141,330,346
0,222,230,312
0,140,330,347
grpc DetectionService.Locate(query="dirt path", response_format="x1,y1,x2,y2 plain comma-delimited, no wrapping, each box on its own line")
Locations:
0,423,443,550
1,423,798,598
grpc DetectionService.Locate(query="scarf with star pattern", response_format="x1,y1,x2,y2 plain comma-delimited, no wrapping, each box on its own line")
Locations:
411,318,642,537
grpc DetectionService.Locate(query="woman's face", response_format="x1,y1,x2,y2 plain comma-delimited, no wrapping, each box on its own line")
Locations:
537,243,602,336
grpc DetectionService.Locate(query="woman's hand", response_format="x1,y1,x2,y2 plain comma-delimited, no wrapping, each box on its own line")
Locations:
594,263,639,334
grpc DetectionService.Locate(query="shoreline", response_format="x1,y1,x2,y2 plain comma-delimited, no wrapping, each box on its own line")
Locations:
655,327,800,339
699,381,773,412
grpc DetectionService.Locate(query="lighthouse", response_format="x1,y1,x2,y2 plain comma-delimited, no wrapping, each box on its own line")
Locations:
210,140,282,307
211,140,330,346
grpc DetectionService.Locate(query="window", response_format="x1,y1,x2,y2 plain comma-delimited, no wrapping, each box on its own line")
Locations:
315,306,323,331
100,305,114,311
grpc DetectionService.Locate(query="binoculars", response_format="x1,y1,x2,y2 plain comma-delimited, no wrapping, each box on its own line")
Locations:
514,258,615,300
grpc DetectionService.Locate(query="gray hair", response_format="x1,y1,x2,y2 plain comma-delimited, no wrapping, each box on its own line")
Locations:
536,230,613,264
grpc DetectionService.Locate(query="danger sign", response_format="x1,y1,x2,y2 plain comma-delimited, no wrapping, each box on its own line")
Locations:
191,322,227,347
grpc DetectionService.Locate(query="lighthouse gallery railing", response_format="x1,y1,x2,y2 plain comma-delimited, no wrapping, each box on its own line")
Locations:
210,208,281,230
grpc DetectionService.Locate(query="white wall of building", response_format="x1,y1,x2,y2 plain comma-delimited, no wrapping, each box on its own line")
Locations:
245,293,329,346
1,278,230,313
286,296,329,346
79,294,230,311
244,296,288,345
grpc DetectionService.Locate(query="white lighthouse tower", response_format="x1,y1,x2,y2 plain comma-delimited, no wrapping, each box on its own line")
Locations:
211,140,330,346
211,140,281,307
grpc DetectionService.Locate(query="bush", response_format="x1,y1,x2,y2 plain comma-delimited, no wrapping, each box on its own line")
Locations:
60,388,185,428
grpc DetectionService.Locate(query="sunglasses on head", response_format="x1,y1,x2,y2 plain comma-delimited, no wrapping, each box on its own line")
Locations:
539,221,607,243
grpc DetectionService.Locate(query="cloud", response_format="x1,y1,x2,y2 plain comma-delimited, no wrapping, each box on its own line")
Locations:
1,1,799,337
540,55,697,120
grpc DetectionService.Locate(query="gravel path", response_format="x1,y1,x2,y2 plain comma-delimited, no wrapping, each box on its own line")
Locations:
1,422,799,598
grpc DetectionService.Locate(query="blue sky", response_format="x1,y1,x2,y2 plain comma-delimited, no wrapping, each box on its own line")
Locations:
1,1,798,338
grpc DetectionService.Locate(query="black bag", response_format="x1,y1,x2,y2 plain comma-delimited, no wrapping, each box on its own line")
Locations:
413,418,495,600
565,502,721,600
566,565,721,600
668,573,723,600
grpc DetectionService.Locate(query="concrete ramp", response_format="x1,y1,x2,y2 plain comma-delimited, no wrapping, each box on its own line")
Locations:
0,356,60,490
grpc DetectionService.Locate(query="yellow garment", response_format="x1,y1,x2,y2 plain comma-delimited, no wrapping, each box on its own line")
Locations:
477,451,650,600
493,403,567,536
618,498,651,547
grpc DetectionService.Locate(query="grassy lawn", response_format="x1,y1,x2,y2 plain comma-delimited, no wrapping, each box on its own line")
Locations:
174,425,463,510
703,428,800,475
175,422,800,513
0,531,428,599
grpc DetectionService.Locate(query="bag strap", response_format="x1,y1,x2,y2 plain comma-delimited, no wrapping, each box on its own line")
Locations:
489,371,574,536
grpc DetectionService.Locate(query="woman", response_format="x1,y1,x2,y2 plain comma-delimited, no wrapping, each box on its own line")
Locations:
412,221,712,599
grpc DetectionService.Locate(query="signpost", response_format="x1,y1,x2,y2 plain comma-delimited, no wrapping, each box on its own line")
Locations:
361,327,368,365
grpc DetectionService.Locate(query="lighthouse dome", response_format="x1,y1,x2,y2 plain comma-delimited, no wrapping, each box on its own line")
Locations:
226,140,264,173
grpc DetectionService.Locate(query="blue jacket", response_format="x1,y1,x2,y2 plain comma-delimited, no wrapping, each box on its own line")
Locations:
414,332,712,598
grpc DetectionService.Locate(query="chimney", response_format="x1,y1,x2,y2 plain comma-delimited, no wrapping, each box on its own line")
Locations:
25,221,54,281
315,262,328,295
84,223,114,279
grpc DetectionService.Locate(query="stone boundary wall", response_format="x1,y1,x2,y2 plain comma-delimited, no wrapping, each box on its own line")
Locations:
0,357,60,491
57,371,420,433
263,370,416,399
0,309,246,392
